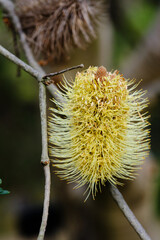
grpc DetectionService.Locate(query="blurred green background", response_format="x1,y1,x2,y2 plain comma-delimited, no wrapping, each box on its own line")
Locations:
0,0,160,239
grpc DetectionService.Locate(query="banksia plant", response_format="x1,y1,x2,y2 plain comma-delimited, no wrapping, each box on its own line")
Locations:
49,66,150,199
15,0,102,63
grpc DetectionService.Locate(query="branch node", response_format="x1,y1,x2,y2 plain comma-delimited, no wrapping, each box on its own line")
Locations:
41,159,50,166
42,78,55,86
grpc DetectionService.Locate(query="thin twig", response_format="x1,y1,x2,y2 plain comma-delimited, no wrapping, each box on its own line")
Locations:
0,44,78,104
38,82,50,240
110,185,152,240
39,83,50,166
43,64,84,79
0,0,63,100
38,164,50,240
42,64,84,87
0,44,42,80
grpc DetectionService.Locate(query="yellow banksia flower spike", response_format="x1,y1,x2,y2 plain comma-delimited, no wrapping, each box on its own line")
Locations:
49,66,150,199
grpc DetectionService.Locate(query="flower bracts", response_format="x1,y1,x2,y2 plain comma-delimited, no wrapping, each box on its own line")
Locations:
16,0,102,63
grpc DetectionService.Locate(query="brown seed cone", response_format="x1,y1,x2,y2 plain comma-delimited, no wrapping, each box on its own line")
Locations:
15,0,103,63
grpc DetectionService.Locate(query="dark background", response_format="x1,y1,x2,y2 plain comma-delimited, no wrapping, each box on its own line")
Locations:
0,0,160,239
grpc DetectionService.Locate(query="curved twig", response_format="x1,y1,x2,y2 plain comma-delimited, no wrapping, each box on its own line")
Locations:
110,186,151,240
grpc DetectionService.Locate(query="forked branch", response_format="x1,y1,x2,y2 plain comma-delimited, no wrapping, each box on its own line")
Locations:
0,44,83,240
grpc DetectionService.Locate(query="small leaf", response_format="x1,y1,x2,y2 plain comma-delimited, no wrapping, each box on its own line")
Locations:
0,190,10,195
0,179,10,195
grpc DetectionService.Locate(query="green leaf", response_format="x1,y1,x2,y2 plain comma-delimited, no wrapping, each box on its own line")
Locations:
0,178,10,195
0,190,10,195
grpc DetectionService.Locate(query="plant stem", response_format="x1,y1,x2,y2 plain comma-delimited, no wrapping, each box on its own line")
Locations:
110,185,151,240
43,64,84,79
37,164,51,240
0,44,42,79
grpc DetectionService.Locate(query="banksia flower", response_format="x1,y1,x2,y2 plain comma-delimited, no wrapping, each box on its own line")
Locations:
49,66,150,199
16,0,102,63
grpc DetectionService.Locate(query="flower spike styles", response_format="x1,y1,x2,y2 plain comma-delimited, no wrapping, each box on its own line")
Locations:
49,66,150,200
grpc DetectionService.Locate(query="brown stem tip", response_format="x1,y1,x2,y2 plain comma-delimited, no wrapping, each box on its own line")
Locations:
42,64,84,85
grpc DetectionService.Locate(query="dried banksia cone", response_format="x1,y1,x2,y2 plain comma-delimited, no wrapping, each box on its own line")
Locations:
49,66,150,199
15,0,102,63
